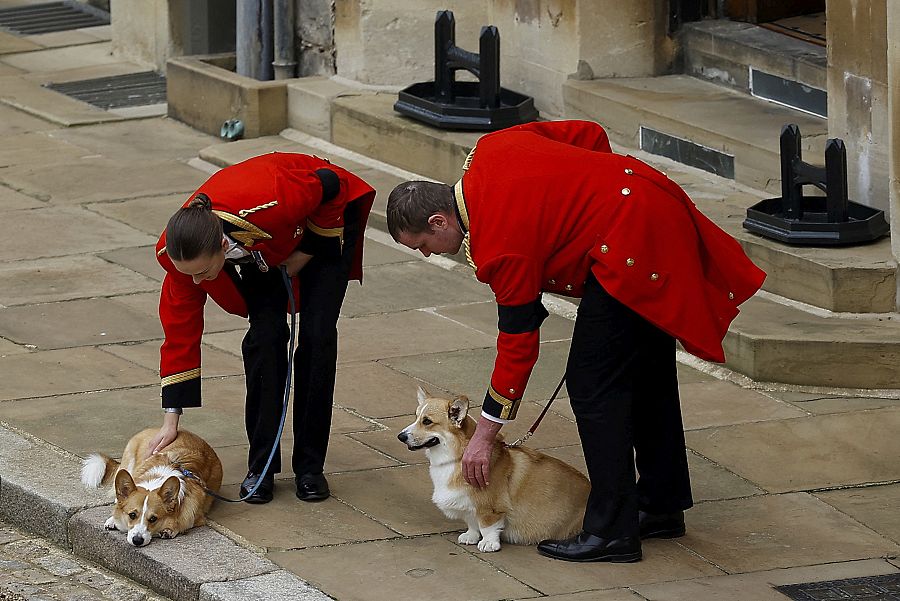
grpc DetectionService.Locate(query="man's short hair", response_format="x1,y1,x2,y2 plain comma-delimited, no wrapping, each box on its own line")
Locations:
386,181,454,240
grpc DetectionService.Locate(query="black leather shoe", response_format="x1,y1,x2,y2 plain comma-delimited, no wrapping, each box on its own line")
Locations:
537,531,641,563
639,510,685,539
240,471,274,504
295,473,329,502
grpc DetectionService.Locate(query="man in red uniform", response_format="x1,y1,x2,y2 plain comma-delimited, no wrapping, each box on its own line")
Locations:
387,120,765,562
151,152,375,504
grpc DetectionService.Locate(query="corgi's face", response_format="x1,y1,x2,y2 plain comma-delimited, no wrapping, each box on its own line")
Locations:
112,469,183,546
397,387,469,451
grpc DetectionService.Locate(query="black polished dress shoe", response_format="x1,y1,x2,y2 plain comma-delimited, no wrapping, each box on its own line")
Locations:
537,531,641,563
240,471,274,504
639,510,685,539
295,473,330,502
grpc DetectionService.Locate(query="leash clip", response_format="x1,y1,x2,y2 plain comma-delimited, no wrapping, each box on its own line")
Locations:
250,250,269,272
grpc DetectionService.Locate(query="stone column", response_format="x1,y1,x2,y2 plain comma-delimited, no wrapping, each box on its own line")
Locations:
110,0,170,70
889,3,900,266
826,0,890,214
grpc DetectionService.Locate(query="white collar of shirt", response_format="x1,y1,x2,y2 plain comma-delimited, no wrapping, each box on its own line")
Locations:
223,235,249,259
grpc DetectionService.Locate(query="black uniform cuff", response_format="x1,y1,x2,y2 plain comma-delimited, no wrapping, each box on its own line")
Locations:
315,168,340,202
498,295,549,334
161,378,201,408
482,386,521,421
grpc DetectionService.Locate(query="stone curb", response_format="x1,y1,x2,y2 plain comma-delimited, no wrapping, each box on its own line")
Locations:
0,424,333,601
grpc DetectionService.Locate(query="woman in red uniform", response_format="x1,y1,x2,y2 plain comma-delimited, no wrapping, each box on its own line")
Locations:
150,152,375,504
387,120,765,561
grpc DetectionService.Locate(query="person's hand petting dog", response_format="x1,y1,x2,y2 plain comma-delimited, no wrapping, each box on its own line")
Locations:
462,418,503,488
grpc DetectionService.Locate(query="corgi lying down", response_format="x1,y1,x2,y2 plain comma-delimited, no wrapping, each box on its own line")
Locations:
398,388,590,552
81,428,223,547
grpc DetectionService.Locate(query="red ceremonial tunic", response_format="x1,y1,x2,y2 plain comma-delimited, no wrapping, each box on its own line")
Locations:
156,152,375,408
456,121,766,420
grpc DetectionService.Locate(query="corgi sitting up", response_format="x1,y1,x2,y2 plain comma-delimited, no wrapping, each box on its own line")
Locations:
398,388,590,552
81,428,223,547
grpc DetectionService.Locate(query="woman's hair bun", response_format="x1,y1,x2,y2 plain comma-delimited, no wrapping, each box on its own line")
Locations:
188,193,212,210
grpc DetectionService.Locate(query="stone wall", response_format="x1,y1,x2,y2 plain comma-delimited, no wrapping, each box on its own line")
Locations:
827,0,890,212
332,0,668,118
296,0,336,76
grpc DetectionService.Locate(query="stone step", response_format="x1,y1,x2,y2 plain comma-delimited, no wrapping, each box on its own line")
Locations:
563,74,827,194
679,20,827,110
724,295,900,389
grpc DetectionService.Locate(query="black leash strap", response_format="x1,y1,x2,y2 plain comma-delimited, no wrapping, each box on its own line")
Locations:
505,374,566,448
178,265,296,503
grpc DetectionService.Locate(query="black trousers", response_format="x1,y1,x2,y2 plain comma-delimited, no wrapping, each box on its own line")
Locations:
234,214,357,477
566,274,693,539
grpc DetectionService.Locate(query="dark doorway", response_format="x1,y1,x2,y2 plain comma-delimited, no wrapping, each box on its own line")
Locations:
725,0,825,24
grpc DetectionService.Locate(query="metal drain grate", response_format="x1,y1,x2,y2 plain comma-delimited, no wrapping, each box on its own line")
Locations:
45,72,167,109
0,1,109,35
777,573,900,601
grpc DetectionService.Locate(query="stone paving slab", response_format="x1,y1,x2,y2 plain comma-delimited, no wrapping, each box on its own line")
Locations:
0,425,107,546
680,492,900,573
0,104,51,136
0,61,21,75
88,194,190,236
328,464,455,537
113,291,246,334
472,535,722,596
23,26,111,49
0,206,154,261
341,261,494,317
0,74,121,126
518,591,644,601
98,246,165,281
0,157,207,205
817,483,900,544
435,299,576,342
788,395,900,415
347,416,429,466
0,185,42,210
210,483,398,549
70,506,278,601
0,297,163,349
0,131,92,168
684,450,764,502
0,337,29,356
0,42,117,73
269,535,538,601
380,340,572,405
51,120,218,164
334,361,446,418
0,347,157,401
199,570,331,601
0,31,40,54
0,255,158,306
679,380,807,430
685,408,900,493
632,558,899,601
100,341,243,381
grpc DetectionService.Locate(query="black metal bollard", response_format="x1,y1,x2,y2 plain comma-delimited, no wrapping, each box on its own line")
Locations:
743,124,888,246
394,10,537,131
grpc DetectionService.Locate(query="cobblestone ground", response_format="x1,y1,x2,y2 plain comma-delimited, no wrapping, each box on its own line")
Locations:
0,519,170,601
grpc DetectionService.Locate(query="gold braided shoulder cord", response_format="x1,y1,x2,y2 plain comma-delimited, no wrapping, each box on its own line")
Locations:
463,233,477,273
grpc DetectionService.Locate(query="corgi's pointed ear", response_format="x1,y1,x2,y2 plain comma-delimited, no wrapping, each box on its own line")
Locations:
416,385,429,407
159,476,181,507
448,395,469,427
114,470,136,501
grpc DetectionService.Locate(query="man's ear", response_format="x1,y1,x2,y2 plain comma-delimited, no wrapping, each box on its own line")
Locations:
221,237,229,251
448,396,469,427
427,213,448,230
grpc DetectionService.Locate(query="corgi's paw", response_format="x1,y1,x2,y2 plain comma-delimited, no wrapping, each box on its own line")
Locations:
103,517,118,531
477,539,501,552
159,529,177,539
458,530,481,545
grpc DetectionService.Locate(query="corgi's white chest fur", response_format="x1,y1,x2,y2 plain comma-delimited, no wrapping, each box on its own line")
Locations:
426,447,472,519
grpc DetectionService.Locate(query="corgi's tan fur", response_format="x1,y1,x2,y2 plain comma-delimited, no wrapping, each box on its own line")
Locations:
81,428,223,547
398,388,590,552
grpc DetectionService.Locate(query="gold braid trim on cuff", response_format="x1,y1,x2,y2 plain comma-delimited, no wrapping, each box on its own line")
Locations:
161,368,201,387
488,385,521,420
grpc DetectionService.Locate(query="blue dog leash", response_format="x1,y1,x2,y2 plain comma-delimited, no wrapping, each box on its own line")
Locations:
176,265,296,503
